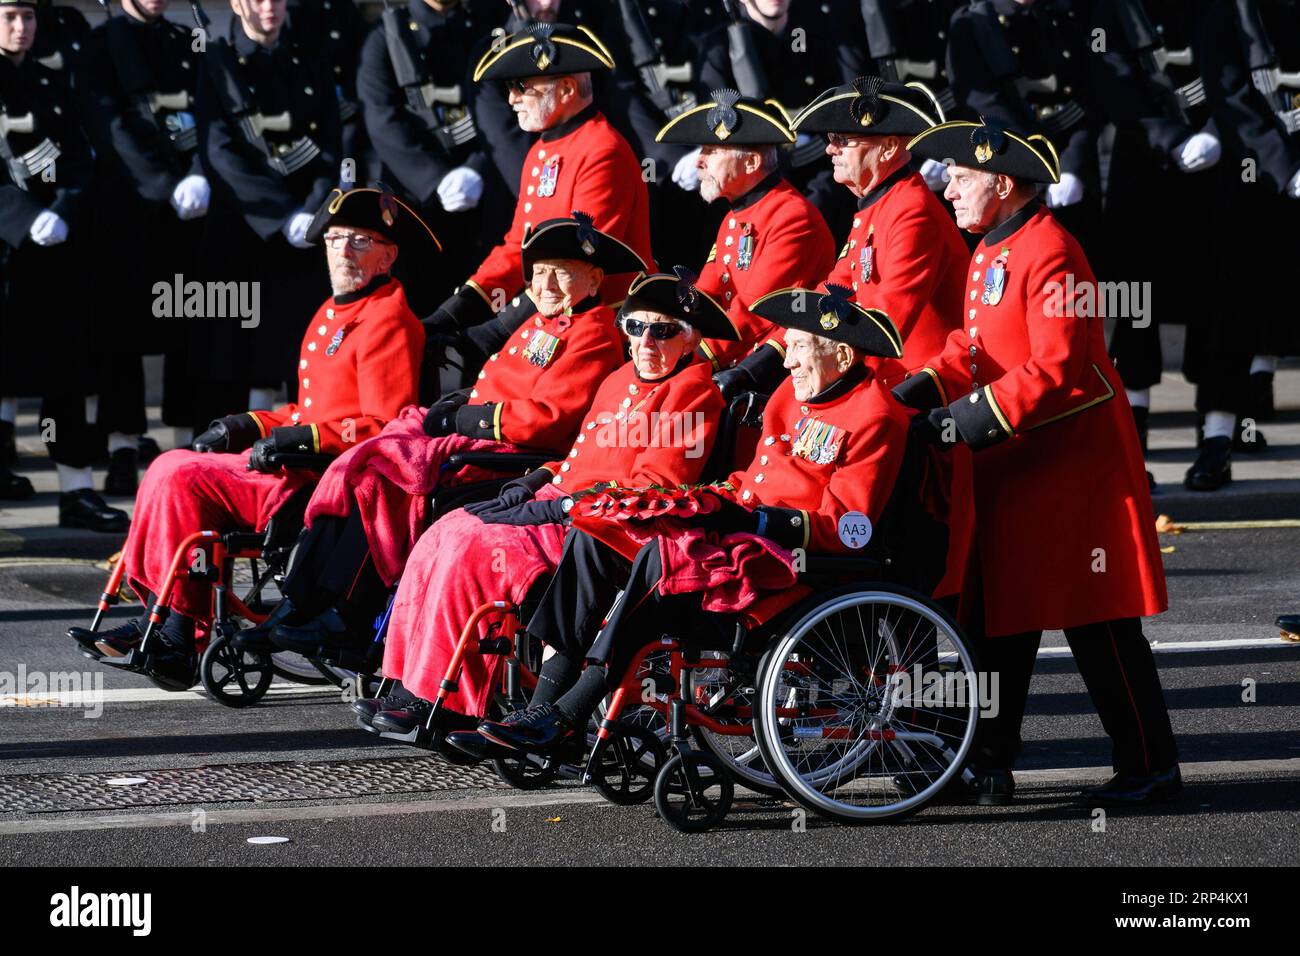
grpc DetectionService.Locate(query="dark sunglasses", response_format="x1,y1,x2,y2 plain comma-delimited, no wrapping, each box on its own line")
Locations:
620,317,684,340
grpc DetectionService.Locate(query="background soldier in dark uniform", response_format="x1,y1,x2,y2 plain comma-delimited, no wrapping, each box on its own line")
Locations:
356,0,506,317
689,0,869,238
286,0,369,176
1181,0,1300,490
30,0,87,81
194,0,341,421
0,0,128,530
80,0,208,496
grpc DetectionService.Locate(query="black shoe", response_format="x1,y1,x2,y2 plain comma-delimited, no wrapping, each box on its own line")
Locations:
59,490,130,533
1183,437,1231,492
270,607,357,657
138,435,163,464
371,698,435,734
351,685,415,725
0,419,15,466
0,466,34,501
145,647,197,691
1247,371,1275,422
91,619,147,658
1234,425,1268,455
1277,614,1300,642
1082,765,1183,806
104,447,139,496
71,619,142,658
477,703,576,753
444,730,517,761
233,599,297,651
974,768,1015,806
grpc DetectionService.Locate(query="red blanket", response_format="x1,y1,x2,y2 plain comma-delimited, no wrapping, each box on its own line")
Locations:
121,449,310,621
304,405,521,585
382,485,569,716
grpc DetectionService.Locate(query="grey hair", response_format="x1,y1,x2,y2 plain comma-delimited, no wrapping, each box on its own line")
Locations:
756,145,779,174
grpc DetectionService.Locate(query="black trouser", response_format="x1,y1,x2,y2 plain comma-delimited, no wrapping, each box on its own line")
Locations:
40,393,103,469
281,506,387,633
971,618,1179,777
527,531,723,687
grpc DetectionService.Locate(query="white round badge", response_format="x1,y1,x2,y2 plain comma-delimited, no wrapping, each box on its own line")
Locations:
837,511,872,550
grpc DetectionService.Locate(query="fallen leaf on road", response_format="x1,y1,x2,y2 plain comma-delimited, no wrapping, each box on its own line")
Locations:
1160,546,1176,554
544,816,563,823
1155,515,1184,534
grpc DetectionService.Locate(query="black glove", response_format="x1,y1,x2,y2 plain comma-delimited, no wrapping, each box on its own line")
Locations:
690,491,760,536
464,483,536,518
909,406,954,447
422,390,471,437
192,413,261,454
477,497,568,526
712,364,757,402
247,425,315,473
423,287,493,336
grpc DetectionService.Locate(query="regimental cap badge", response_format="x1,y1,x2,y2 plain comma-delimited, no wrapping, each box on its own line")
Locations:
971,117,1008,164
849,75,884,129
818,283,854,331
573,209,598,256
673,265,699,313
528,24,557,72
707,88,741,141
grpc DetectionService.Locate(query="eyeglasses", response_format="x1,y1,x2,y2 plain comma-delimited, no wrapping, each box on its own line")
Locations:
827,133,870,149
506,79,551,97
621,318,684,340
322,232,391,251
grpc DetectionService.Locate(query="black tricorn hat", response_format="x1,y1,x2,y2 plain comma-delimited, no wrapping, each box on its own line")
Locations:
473,23,615,82
620,268,739,341
750,284,902,358
656,89,794,146
791,76,945,138
520,212,648,278
907,118,1061,184
308,186,442,255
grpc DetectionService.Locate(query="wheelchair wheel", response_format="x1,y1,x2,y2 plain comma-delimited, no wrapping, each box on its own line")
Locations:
653,752,734,834
589,722,667,806
200,630,276,707
492,753,560,790
753,586,978,824
270,652,333,685
685,651,784,798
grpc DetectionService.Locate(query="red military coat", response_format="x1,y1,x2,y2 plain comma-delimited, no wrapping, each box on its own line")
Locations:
822,169,967,379
541,355,726,492
465,107,654,307
696,176,836,370
899,201,1167,636
248,277,423,454
466,299,624,451
727,366,910,554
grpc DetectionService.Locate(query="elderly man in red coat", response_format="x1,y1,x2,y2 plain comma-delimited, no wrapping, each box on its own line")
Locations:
353,272,734,755
240,216,647,658
894,118,1178,807
68,187,434,687
654,92,835,398
423,23,654,367
455,289,919,763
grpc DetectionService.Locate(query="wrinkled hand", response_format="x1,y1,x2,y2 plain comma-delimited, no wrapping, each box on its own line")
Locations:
672,147,702,191
170,174,211,219
1045,172,1084,209
281,210,316,249
29,209,68,246
437,165,484,212
476,497,567,526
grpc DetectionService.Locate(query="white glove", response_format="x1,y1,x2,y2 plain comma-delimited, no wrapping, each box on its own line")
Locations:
1174,131,1221,172
282,210,316,249
920,158,950,191
1045,171,1085,209
672,147,702,191
28,209,68,246
170,174,211,220
1288,167,1300,200
436,165,484,213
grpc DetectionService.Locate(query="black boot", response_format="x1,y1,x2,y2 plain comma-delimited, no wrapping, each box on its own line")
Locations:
974,768,1016,806
70,618,144,658
1275,614,1300,643
1183,436,1232,491
104,447,139,496
352,681,415,725
138,435,163,464
1082,765,1182,806
143,616,198,691
59,490,130,533
233,598,298,651
0,466,34,501
270,607,360,657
